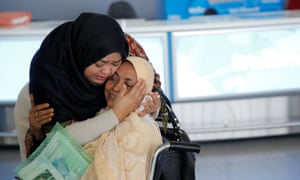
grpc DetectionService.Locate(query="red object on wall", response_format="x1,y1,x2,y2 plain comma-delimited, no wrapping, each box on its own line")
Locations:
287,0,300,10
0,12,32,27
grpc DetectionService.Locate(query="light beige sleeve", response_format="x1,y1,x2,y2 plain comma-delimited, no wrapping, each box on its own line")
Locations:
66,109,119,145
13,83,31,162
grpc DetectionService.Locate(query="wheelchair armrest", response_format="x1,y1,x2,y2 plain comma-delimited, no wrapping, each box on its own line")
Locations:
169,141,201,153
148,142,200,180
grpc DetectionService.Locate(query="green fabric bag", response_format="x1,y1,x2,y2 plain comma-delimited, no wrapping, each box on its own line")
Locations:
15,123,92,180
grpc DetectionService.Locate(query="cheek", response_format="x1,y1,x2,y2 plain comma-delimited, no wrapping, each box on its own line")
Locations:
83,71,91,83
84,66,95,79
105,82,113,92
104,83,113,106
106,101,113,108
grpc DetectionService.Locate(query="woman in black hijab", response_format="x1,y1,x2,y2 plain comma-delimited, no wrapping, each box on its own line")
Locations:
29,13,135,133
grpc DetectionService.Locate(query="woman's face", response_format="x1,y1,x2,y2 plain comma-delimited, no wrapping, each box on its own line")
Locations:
84,52,123,86
105,61,137,108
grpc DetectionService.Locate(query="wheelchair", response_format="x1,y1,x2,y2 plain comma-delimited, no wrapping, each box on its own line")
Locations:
149,88,201,180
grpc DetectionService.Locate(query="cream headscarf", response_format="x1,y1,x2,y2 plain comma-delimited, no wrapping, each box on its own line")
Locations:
126,56,154,93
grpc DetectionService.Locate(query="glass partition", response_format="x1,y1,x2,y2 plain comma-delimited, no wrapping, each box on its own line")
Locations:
171,24,300,102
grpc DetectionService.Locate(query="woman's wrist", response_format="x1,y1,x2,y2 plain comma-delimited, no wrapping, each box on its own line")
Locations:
29,126,45,141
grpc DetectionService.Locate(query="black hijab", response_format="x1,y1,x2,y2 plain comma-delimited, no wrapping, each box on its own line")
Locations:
29,13,129,128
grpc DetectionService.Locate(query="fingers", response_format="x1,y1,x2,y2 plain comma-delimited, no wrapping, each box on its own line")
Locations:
36,107,54,123
150,92,161,109
138,110,147,117
112,79,146,121
34,103,51,112
30,109,53,133
29,100,54,132
36,109,54,122
138,92,161,116
128,79,146,103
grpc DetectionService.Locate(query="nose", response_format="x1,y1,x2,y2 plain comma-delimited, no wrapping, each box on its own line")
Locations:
112,80,123,92
113,82,123,92
101,64,113,76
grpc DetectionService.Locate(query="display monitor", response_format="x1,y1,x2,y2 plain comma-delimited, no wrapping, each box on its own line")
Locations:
171,24,300,102
0,36,44,104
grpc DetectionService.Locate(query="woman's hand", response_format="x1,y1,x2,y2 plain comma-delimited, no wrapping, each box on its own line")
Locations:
29,95,54,140
112,79,146,122
138,92,161,117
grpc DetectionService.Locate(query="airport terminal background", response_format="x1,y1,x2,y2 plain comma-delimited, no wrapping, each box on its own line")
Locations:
1,0,300,179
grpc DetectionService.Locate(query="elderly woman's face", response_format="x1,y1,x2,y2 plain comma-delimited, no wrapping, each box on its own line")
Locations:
105,61,137,108
84,52,122,86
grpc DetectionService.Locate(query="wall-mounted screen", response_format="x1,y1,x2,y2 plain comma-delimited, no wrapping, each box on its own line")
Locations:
172,24,300,102
0,36,44,104
130,33,169,93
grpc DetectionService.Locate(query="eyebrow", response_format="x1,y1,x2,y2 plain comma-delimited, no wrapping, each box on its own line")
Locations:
101,58,122,64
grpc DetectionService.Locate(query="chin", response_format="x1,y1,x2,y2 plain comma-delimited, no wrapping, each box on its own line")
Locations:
107,102,113,108
91,81,105,86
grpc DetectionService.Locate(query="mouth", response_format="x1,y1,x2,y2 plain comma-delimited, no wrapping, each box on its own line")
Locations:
95,75,106,81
